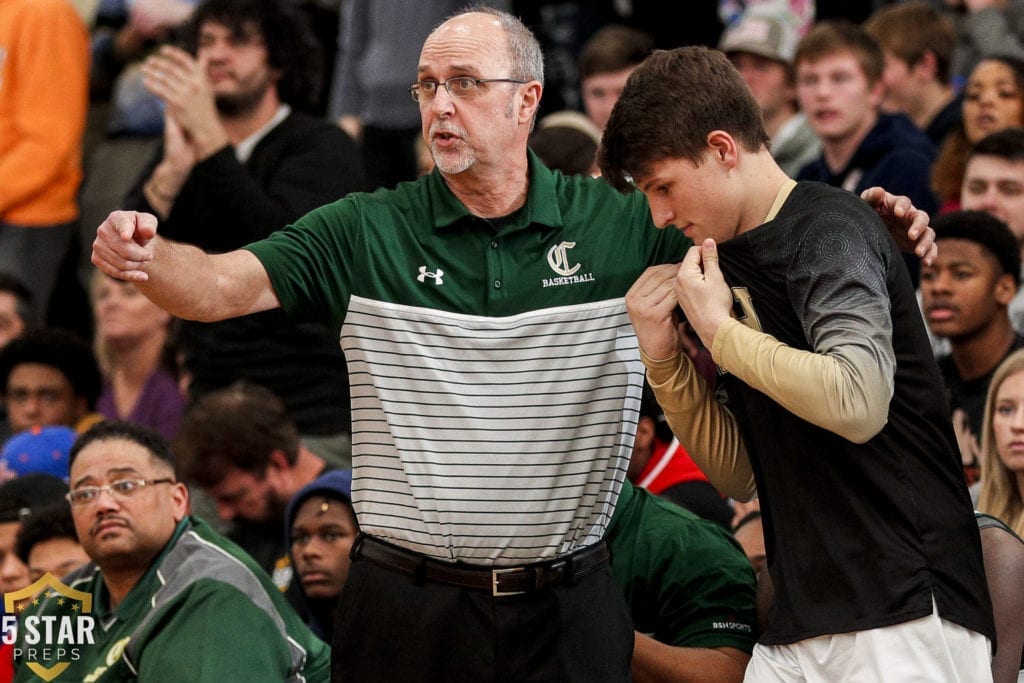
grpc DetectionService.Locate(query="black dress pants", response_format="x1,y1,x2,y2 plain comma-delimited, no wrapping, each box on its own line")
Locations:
332,553,633,682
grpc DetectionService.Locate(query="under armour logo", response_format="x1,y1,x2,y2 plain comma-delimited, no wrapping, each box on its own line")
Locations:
417,266,444,285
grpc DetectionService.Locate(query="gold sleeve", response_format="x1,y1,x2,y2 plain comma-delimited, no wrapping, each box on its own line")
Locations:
641,349,757,502
710,317,892,444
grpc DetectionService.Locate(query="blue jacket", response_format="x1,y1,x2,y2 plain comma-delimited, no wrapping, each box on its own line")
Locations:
797,113,937,215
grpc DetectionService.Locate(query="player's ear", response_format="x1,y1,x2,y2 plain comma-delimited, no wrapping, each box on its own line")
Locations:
706,130,738,170
915,50,938,81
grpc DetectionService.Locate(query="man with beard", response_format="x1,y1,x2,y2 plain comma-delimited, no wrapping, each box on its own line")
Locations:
173,380,333,614
123,0,365,470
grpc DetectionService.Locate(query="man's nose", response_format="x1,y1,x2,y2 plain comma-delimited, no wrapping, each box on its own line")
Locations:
301,539,324,560
94,487,122,511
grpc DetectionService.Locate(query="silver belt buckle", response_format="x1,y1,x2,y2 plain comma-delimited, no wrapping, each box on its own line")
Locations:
492,566,527,597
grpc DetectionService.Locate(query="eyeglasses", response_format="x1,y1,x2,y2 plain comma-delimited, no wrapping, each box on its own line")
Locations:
66,478,175,506
409,76,528,102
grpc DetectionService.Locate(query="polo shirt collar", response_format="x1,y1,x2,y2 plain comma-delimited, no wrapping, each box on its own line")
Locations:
427,148,564,233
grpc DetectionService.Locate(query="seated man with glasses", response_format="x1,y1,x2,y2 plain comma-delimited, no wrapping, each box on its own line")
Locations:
11,420,330,682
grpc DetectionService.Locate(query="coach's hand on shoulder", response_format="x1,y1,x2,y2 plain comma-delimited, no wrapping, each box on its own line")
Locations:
861,187,937,266
92,211,159,282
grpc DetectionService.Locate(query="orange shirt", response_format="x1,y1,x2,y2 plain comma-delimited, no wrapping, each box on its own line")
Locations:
0,0,89,226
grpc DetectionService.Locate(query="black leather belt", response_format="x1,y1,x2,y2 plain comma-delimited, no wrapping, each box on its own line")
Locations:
352,535,610,597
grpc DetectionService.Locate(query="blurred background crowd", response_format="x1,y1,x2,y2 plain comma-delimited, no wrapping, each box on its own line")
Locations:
4,0,1024,680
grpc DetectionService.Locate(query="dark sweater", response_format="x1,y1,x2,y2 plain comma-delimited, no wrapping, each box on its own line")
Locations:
797,113,937,212
926,94,964,148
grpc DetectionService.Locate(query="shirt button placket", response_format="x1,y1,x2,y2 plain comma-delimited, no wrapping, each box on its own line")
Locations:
488,238,504,301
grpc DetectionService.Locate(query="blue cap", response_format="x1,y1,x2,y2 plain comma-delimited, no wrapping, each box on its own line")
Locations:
284,469,354,543
0,426,76,482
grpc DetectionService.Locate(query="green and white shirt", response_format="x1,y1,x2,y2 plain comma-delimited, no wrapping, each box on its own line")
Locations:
247,152,690,564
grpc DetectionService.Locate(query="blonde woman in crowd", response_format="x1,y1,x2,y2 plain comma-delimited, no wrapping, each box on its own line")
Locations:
90,272,184,439
979,347,1024,537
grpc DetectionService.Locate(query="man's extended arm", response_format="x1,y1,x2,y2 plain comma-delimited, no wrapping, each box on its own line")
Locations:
91,210,279,322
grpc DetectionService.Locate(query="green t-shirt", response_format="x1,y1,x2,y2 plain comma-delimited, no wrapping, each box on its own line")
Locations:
11,517,330,682
605,481,758,652
244,153,693,564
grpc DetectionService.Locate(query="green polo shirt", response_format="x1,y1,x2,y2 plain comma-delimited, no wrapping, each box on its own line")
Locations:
246,153,692,565
606,481,758,652
12,517,329,682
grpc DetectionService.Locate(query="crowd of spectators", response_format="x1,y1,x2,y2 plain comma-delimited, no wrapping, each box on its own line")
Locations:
2,0,1024,681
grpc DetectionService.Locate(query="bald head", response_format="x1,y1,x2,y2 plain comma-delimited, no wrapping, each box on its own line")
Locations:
422,9,544,86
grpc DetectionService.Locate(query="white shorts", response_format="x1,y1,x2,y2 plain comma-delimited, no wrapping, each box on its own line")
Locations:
744,598,992,682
